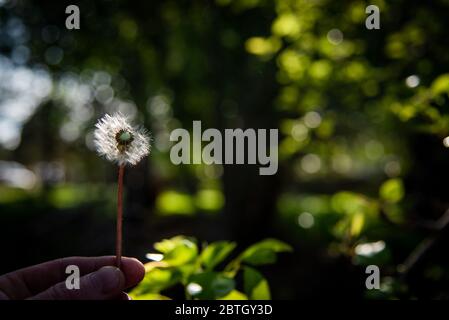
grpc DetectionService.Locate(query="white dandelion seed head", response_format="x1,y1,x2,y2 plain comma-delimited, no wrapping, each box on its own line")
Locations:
94,113,151,166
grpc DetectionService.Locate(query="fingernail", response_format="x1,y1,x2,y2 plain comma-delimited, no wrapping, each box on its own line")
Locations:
91,266,124,294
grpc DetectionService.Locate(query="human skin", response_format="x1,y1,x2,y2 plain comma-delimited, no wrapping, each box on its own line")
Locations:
0,256,145,300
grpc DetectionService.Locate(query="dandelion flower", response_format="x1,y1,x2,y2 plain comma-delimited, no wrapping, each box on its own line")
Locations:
94,113,151,166
93,112,151,268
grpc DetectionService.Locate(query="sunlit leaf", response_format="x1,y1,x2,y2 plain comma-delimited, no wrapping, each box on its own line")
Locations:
350,212,365,237
195,189,225,211
154,236,198,267
218,290,248,300
188,272,235,299
379,179,404,203
309,60,332,80
245,37,280,56
201,241,236,271
156,191,195,215
431,74,449,95
130,267,182,295
331,192,377,216
272,13,301,37
239,238,292,266
243,266,271,300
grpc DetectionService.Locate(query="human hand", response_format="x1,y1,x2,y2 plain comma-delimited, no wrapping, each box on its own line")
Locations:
0,256,145,300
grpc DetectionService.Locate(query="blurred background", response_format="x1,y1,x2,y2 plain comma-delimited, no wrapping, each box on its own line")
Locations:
1,0,449,299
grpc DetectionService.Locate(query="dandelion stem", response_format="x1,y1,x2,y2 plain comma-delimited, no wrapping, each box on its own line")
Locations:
116,164,125,269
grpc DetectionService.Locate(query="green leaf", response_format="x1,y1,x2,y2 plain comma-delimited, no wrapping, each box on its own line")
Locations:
379,179,404,203
333,211,366,239
129,267,182,295
239,238,293,266
154,236,198,267
187,272,235,299
332,192,371,215
156,191,195,215
243,267,271,300
200,241,236,271
350,212,365,237
177,264,197,282
332,215,351,238
218,290,248,300
431,74,449,95
195,189,225,211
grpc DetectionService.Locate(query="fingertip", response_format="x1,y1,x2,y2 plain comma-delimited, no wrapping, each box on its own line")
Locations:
92,266,125,294
120,257,145,288
119,292,132,300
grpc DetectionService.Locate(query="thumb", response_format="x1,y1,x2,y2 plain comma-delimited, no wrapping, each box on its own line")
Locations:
30,266,125,300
